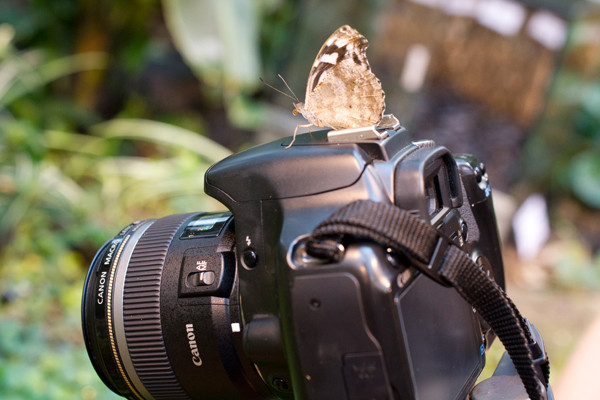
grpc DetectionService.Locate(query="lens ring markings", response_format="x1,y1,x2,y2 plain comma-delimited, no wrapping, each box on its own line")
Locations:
110,220,155,400
120,213,195,400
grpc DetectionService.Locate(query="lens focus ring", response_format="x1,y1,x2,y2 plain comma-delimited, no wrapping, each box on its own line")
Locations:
121,213,194,400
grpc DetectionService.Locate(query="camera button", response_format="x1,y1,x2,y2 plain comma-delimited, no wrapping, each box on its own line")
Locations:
241,248,258,269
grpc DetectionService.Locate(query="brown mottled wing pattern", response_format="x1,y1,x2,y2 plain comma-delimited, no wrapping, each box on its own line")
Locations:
306,25,362,95
296,25,386,129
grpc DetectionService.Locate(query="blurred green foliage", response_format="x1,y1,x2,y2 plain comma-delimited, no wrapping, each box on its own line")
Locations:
521,16,600,290
524,19,600,210
163,0,265,129
0,0,232,398
526,74,600,209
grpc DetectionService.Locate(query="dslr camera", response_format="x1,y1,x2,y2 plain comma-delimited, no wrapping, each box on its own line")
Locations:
82,118,542,400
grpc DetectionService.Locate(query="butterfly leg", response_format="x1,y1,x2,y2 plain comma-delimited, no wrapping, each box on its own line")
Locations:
286,123,313,149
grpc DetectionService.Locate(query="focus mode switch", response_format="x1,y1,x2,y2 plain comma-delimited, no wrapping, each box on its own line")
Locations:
188,271,216,286
179,252,234,298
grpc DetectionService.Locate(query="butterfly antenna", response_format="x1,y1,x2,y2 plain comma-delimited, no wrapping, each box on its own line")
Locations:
278,74,299,102
260,77,298,102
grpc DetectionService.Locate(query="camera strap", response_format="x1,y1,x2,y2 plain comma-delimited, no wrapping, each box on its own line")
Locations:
306,200,550,400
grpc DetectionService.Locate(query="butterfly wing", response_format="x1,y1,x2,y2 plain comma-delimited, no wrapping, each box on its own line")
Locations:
300,25,385,128
305,25,367,98
304,55,385,129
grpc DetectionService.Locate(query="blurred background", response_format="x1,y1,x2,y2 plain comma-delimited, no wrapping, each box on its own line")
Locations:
1,0,599,398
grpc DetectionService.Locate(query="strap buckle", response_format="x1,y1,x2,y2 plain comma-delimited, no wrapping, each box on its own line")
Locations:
412,234,453,287
526,320,551,389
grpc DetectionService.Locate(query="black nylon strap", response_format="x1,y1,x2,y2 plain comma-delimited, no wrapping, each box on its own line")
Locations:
440,246,542,399
308,200,548,400
309,200,438,264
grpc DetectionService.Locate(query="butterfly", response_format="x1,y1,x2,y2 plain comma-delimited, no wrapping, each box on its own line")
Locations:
288,25,386,147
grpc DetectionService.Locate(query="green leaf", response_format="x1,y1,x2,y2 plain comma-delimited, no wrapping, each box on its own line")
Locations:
570,150,600,209
91,118,232,161
0,51,107,106
45,129,112,156
162,0,261,92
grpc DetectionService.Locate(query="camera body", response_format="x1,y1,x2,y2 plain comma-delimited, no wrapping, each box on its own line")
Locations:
204,125,503,400
83,124,505,399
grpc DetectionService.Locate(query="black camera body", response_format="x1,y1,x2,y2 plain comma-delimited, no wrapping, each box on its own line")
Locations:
82,124,506,400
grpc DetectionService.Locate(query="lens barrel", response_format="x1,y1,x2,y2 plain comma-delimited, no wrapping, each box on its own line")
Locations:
82,212,269,399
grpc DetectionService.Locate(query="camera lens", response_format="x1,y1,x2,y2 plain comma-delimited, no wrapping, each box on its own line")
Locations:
82,212,270,399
